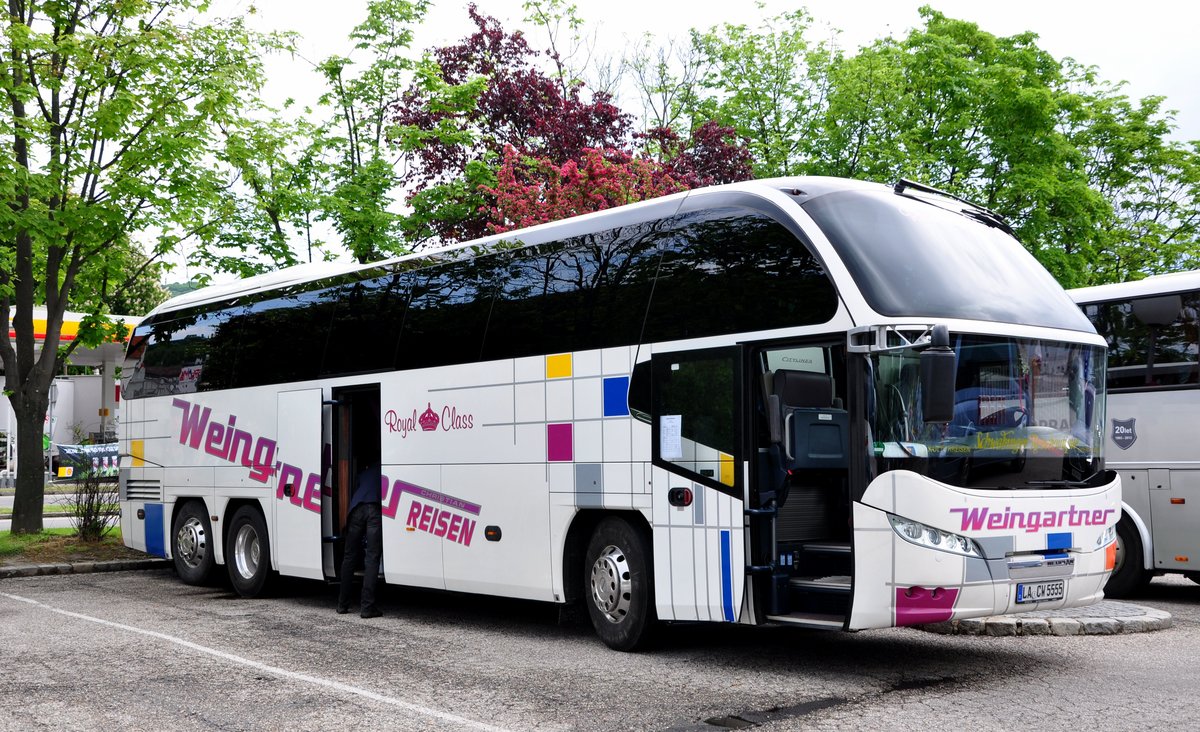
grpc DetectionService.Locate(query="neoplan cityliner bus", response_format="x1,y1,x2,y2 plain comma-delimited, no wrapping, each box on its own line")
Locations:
1070,269,1200,596
119,176,1119,650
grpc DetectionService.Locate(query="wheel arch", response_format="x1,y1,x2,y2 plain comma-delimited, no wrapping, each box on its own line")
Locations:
562,509,652,604
222,497,269,568
1120,501,1154,572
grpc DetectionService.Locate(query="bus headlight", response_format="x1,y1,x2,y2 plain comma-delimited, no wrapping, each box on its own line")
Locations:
888,514,982,557
1096,524,1116,548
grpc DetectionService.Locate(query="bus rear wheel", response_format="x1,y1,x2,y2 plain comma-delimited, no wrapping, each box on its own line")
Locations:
584,517,655,651
172,501,215,585
226,505,273,598
1105,517,1149,598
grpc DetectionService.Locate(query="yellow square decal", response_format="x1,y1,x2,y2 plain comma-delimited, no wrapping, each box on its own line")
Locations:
132,439,145,467
719,452,735,487
546,353,572,379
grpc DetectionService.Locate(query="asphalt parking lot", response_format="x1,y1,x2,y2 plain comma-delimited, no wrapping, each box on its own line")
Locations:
1,569,1197,731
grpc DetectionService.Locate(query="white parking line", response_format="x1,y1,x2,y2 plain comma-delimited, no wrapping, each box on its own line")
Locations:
1,591,512,732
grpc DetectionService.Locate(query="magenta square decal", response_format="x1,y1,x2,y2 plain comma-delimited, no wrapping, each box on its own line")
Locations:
547,423,573,462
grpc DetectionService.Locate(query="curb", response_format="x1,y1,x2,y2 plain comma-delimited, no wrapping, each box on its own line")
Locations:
0,558,170,580
919,604,1173,636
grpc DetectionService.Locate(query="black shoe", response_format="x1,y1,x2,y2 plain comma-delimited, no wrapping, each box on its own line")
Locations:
336,606,350,615
360,607,382,619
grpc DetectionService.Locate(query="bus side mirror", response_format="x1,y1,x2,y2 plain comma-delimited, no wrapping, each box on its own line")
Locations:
920,325,956,424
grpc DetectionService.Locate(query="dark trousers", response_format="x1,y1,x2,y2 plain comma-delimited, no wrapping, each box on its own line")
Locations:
338,502,382,612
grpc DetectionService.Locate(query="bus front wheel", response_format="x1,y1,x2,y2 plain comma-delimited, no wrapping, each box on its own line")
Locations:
172,501,215,585
1105,517,1150,598
584,517,656,651
226,505,273,598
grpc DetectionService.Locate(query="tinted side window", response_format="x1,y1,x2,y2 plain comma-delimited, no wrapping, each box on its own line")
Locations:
215,284,341,389
1085,290,1200,390
483,225,661,360
123,313,220,398
322,271,409,376
398,255,498,369
645,209,837,344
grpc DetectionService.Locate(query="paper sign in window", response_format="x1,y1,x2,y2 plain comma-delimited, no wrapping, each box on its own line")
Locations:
660,415,683,460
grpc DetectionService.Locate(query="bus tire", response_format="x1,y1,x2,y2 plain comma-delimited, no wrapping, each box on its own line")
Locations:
171,501,215,585
226,505,273,598
584,517,656,651
1105,517,1149,598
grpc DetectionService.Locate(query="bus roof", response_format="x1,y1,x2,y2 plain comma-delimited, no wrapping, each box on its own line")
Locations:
1069,269,1200,304
145,176,880,319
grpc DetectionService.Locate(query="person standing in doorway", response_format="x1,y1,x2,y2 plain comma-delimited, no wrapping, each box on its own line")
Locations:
337,459,383,618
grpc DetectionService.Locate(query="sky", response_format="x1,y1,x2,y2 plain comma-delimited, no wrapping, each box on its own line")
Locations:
223,0,1200,142
183,0,1200,282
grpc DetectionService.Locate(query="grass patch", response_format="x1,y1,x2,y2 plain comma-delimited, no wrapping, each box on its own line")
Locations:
1,503,120,517
0,527,77,557
0,526,146,566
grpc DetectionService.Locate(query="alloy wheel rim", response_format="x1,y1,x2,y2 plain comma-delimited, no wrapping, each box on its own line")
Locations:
590,544,632,624
176,517,207,569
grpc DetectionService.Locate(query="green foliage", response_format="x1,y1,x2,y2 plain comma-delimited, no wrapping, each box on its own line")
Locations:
682,5,1200,285
66,471,119,542
688,8,832,177
312,0,431,262
0,0,291,532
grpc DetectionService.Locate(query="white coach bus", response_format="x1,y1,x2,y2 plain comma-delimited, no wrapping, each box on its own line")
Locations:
1070,269,1200,596
120,177,1119,650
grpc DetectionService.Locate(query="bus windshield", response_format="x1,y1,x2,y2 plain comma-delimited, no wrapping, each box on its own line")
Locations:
801,189,1096,332
869,335,1107,488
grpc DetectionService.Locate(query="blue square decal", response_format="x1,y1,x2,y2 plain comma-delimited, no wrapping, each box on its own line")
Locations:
603,376,630,417
1045,531,1072,559
1047,532,1072,550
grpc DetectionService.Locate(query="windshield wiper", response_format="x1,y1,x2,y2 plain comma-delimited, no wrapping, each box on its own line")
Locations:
893,178,1015,236
1024,479,1093,488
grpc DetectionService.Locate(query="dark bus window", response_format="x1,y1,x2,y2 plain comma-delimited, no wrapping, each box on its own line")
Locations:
652,347,741,494
645,209,837,344
398,255,498,369
1085,291,1200,390
217,284,341,389
322,271,409,376
483,225,661,361
123,312,221,398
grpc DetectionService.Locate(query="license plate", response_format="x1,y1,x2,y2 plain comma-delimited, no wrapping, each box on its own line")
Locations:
1016,579,1065,604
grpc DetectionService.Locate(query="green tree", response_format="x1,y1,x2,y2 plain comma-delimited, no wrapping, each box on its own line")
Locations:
818,9,1200,285
315,0,430,263
0,0,289,533
688,8,833,178
210,111,327,273
814,11,1108,284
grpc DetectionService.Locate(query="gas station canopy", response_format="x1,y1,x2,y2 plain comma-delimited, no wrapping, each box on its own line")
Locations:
7,306,141,367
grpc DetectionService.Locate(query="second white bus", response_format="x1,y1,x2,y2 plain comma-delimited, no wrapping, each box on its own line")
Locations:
1071,269,1200,596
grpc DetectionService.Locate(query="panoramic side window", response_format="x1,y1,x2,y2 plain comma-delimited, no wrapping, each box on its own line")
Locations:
222,283,341,389
645,208,837,344
322,271,408,376
123,311,221,398
1085,290,1200,390
398,255,500,369
482,224,662,361
652,347,741,492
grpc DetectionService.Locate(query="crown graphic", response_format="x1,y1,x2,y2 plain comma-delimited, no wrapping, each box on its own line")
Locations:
419,403,440,431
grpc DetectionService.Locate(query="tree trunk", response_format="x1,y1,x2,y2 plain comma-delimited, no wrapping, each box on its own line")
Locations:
8,392,50,534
